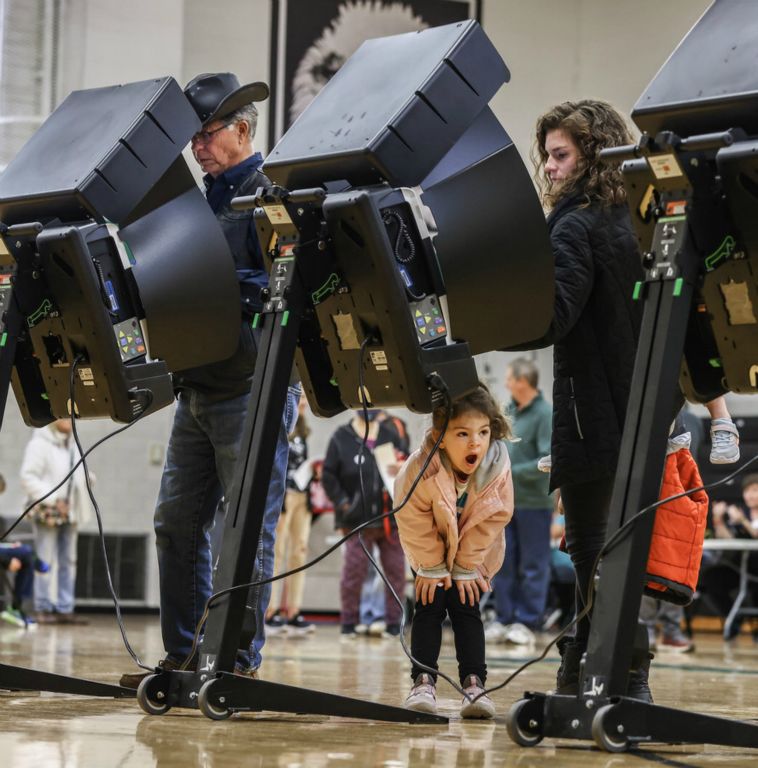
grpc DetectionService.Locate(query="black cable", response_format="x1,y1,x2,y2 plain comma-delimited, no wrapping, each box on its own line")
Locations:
182,372,758,704
0,391,154,542
92,258,118,319
381,210,425,301
179,435,451,672
352,338,472,698
382,210,416,264
68,357,155,671
12,345,754,701
179,348,453,678
474,451,758,704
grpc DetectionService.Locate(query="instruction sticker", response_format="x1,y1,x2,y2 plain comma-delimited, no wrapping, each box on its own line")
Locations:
648,154,683,179
264,204,293,225
77,368,95,386
370,350,389,371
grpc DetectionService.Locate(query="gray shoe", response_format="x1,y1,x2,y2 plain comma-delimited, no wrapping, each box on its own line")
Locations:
368,620,387,637
484,621,509,643
710,418,740,464
659,631,694,653
460,675,495,719
405,673,436,713
505,622,536,645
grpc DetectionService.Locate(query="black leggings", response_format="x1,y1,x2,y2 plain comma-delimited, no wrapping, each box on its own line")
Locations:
560,475,615,645
410,584,486,685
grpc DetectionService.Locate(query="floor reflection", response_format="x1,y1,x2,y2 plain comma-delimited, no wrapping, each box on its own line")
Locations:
1,617,758,767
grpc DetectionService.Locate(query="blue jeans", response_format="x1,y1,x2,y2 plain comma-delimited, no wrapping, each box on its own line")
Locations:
359,554,386,625
154,383,299,669
493,507,552,629
0,543,37,607
33,522,77,614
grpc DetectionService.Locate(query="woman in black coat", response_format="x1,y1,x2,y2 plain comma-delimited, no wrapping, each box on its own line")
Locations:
532,100,650,698
322,409,407,637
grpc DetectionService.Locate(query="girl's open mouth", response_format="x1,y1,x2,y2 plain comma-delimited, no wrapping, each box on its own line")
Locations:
465,453,478,467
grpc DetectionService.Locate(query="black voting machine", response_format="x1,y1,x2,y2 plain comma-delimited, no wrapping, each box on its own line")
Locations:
3,1,758,746
0,78,240,427
506,0,758,752
0,77,240,698
0,22,553,722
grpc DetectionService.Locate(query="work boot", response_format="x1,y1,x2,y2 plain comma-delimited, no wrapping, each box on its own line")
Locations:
119,653,254,689
554,635,586,695
626,650,654,703
555,634,654,701
119,657,188,689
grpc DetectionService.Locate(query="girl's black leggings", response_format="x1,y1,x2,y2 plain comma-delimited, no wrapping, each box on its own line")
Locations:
410,583,486,685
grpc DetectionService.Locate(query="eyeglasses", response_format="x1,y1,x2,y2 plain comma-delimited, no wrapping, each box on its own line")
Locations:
191,122,233,145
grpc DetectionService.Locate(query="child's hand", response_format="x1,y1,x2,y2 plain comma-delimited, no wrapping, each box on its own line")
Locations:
454,578,480,606
453,575,490,606
415,574,451,606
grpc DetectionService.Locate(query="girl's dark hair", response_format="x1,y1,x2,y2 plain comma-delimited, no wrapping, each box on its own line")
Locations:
432,383,511,440
533,99,634,210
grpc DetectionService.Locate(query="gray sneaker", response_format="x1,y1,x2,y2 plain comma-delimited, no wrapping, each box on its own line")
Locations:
504,622,536,645
484,621,509,643
405,673,437,713
368,620,387,637
460,674,495,719
710,418,740,464
659,630,694,653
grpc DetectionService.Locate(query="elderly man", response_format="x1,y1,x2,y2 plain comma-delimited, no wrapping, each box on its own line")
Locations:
121,73,299,687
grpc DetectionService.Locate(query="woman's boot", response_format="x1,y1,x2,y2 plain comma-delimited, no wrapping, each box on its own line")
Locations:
554,635,586,695
555,636,653,701
626,649,654,703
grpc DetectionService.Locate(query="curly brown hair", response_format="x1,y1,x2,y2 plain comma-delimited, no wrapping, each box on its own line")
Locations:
431,383,512,441
533,100,634,210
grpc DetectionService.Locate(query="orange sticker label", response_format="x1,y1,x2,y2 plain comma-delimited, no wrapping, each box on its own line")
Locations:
665,200,687,216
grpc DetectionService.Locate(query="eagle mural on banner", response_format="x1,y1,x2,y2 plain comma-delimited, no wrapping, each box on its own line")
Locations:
270,0,479,141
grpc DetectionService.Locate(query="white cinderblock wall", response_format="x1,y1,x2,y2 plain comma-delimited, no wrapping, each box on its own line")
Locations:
2,0,738,608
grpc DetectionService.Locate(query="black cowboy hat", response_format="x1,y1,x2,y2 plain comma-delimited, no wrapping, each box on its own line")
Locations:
184,72,269,125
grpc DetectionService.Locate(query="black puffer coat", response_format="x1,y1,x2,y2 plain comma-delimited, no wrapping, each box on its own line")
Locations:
546,193,644,492
322,422,404,530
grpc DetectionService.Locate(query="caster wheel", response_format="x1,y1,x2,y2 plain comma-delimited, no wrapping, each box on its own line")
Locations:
136,675,171,716
591,705,629,753
505,699,544,747
198,679,232,720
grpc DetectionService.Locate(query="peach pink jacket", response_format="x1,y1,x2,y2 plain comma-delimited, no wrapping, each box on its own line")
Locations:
394,432,514,579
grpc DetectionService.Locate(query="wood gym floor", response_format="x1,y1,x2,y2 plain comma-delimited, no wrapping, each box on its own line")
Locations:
1,616,757,767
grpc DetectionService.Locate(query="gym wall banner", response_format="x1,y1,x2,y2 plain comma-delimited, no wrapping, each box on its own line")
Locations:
268,0,481,142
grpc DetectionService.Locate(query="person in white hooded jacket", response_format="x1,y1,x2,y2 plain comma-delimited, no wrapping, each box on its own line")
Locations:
19,419,92,624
